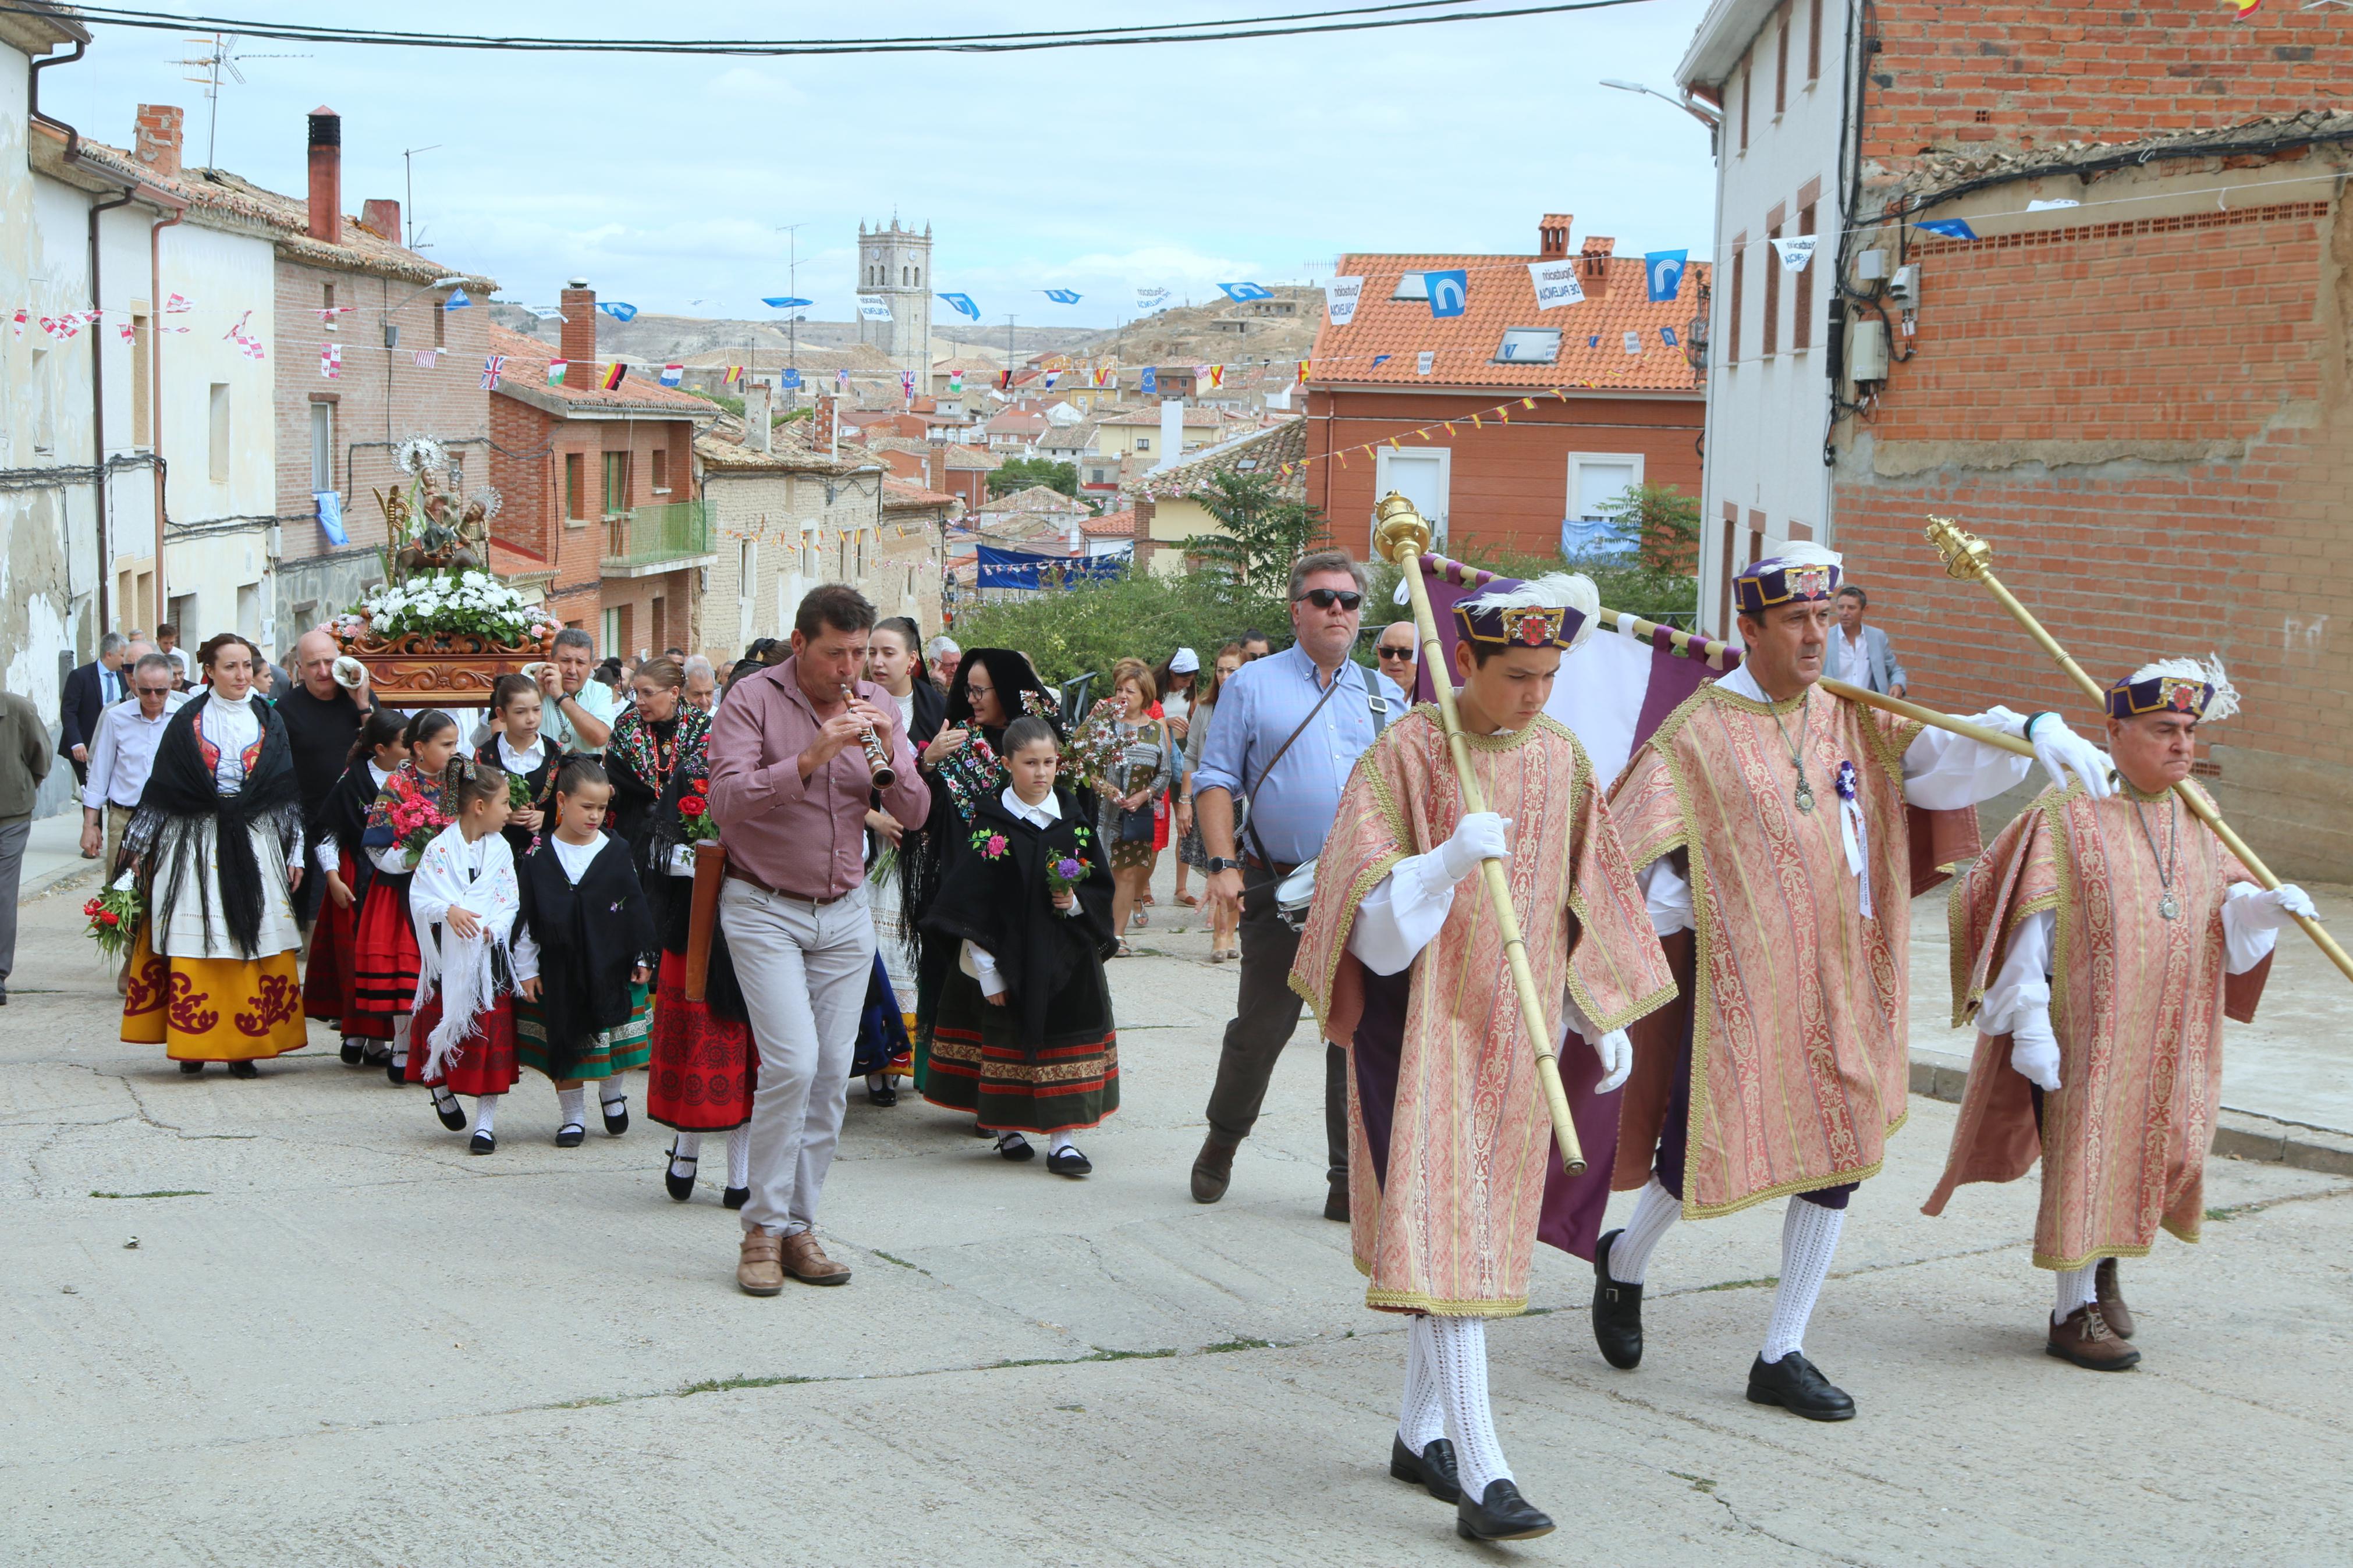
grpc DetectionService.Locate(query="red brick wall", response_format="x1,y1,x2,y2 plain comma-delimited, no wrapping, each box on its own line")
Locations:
1304,387,1704,559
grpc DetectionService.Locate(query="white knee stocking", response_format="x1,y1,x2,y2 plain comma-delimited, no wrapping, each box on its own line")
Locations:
1397,1314,1445,1450
1760,1199,1845,1364
725,1123,752,1190
556,1087,586,1129
2053,1264,2097,1325
598,1079,628,1111
472,1094,501,1136
391,1015,411,1069
1426,1315,1511,1499
670,1132,702,1179
1607,1177,1682,1285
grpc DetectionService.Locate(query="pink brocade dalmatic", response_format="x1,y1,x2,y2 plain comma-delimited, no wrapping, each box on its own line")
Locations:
1291,709,1675,1316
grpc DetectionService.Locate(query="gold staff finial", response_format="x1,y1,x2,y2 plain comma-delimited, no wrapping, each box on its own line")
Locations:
1922,515,1993,582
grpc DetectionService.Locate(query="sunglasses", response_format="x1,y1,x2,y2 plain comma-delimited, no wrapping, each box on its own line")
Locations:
1296,588,1363,610
1375,645,1415,660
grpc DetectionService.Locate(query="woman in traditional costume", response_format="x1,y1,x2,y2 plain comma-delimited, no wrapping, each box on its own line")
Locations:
353,711,467,1084
407,765,524,1153
611,657,756,1207
1097,659,1170,957
478,673,558,861
121,633,310,1077
1174,643,1245,962
854,616,946,1105
514,759,657,1147
310,707,408,1068
919,716,1119,1172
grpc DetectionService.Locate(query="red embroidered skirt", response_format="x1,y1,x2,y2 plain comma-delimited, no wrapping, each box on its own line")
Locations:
350,873,421,1018
406,989,520,1098
647,949,757,1132
303,851,359,1025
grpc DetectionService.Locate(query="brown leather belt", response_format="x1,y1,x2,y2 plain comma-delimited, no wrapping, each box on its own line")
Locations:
1242,854,1299,878
724,864,855,906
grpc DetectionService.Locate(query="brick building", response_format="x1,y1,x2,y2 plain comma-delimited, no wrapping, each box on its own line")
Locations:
485,295,718,660
1677,0,2353,877
1303,215,1708,560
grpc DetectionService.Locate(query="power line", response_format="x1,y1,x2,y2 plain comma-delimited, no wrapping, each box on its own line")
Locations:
5,0,1656,56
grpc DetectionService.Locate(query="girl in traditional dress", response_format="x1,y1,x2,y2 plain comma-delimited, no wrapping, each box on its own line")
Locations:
1098,659,1170,958
353,710,467,1084
1175,643,1245,962
310,707,408,1068
478,673,558,861
121,633,309,1077
856,616,946,1105
407,765,523,1153
513,760,657,1147
1153,649,1201,911
611,657,757,1206
920,716,1120,1172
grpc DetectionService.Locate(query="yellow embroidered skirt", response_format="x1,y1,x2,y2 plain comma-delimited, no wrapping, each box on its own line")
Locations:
122,924,308,1061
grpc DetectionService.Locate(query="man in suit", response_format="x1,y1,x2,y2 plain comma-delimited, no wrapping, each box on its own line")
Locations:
1830,585,1908,698
0,681,55,1004
60,632,131,802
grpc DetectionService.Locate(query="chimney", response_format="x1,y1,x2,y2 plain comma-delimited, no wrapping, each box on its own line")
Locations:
748,383,773,454
133,105,183,179
1155,397,1185,471
306,107,342,244
1578,235,1616,300
559,277,598,371
359,198,401,243
1538,212,1573,260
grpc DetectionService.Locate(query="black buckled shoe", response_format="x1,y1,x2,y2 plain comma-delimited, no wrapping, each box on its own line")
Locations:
600,1096,629,1136
1388,1433,1460,1505
386,1057,407,1086
865,1075,899,1107
723,1186,750,1210
227,1060,259,1080
664,1146,698,1203
1745,1352,1856,1421
1046,1146,1092,1178
1456,1479,1555,1542
1592,1228,1644,1370
467,1130,496,1156
340,1039,364,1065
555,1122,587,1149
432,1090,468,1132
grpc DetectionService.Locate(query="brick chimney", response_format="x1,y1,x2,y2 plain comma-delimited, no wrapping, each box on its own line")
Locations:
306,107,342,244
1538,213,1573,260
133,105,183,179
359,198,400,243
559,278,598,368
1578,234,1616,299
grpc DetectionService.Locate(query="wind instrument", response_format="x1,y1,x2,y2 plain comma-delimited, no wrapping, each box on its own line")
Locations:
1373,494,1586,1174
843,685,897,790
1921,515,2351,987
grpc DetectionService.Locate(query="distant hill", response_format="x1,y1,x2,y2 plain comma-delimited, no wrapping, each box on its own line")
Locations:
1066,285,1324,369
485,303,1093,366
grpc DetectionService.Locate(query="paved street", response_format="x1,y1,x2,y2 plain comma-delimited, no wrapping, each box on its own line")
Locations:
5,858,2351,1565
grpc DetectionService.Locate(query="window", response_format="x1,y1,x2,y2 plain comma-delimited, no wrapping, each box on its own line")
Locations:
236,582,262,643
1738,58,1751,151
309,402,333,492
1566,453,1643,522
448,456,463,496
651,449,669,493
1373,446,1450,547
1764,220,1783,357
1495,328,1563,364
602,606,625,659
130,312,151,447
566,453,585,521
1807,0,1822,80
738,539,757,631
1794,202,1817,351
856,529,867,575
801,528,817,577
1717,502,1739,633
323,282,334,315
603,451,629,516
1774,5,1789,113
434,293,446,349
837,534,849,577
208,382,230,481
1727,233,1746,364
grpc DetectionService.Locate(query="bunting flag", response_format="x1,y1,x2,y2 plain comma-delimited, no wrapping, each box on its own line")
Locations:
1297,359,1311,382
9,307,23,337
116,320,134,344
599,362,629,390
1644,250,1690,303
1139,367,1156,395
659,363,684,387
313,305,354,329
411,350,436,368
1915,218,1978,241
1043,289,1082,304
998,369,1014,390
1660,326,1679,347
1044,371,1061,390
949,371,964,392
1371,353,1393,368
548,358,569,385
481,354,507,390
938,291,981,320
164,293,191,313
527,305,566,321
723,364,744,387
902,370,917,400
1218,282,1272,301
763,296,813,310
319,343,342,379
443,287,473,310
597,301,639,321
1092,365,1115,389
836,367,850,389
1622,330,1642,355
1416,351,1434,376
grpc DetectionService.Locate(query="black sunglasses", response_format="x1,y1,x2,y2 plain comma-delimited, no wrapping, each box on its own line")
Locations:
1375,644,1415,659
1296,588,1363,610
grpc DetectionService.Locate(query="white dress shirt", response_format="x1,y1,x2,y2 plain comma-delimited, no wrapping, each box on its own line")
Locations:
82,692,188,810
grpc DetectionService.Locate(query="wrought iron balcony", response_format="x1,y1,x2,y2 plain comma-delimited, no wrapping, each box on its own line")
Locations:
601,499,716,577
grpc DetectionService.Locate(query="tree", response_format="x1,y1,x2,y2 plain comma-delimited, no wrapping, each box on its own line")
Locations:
1593,481,1702,573
986,457,1079,498
1183,470,1327,619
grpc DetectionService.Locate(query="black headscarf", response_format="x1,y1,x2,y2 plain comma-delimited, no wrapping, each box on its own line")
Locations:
903,648,1059,950
128,691,303,959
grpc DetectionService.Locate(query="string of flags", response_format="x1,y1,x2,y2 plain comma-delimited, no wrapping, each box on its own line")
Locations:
1258,387,1670,488
481,354,506,390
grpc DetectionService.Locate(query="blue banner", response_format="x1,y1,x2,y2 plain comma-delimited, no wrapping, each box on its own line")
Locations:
1140,366,1157,395
1643,250,1688,302
596,301,638,321
1424,269,1468,318
977,544,1130,590
779,368,803,389
938,291,981,319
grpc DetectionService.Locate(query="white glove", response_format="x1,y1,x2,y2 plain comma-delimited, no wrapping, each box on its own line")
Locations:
1589,1028,1633,1095
2240,883,2316,930
1437,812,1512,883
2008,1009,2061,1091
2027,716,2112,800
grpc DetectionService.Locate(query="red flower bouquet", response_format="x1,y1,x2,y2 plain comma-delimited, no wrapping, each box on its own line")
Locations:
679,776,719,842
82,874,143,958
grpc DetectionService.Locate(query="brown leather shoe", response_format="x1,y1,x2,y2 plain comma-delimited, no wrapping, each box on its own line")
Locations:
1190,1132,1238,1204
1323,1179,1350,1222
782,1230,851,1286
737,1231,785,1296
2047,1303,2141,1370
2094,1258,2134,1339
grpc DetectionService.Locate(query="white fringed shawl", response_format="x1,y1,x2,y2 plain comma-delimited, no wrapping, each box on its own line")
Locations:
408,823,521,1080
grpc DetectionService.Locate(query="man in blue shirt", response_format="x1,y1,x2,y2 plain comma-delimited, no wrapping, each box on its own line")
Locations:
1192,549,1400,1221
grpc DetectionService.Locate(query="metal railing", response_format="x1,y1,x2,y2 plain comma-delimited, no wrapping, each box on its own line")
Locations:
602,499,712,572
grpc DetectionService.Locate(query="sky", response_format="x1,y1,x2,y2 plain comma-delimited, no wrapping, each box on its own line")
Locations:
40,1,1720,331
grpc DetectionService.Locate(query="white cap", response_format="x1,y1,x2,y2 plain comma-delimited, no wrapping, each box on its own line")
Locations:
1169,646,1200,674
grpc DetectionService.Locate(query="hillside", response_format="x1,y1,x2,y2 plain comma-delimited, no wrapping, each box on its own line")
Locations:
485,304,1092,366
1066,285,1325,369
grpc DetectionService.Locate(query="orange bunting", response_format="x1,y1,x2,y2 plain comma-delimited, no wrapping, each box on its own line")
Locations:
1520,398,1536,409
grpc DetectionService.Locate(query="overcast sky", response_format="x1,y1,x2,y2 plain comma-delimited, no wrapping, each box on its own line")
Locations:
42,1,1718,329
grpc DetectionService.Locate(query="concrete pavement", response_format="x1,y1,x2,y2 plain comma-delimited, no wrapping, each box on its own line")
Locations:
3,863,2351,1563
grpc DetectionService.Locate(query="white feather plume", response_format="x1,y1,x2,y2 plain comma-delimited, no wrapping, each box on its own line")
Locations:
1759,540,1844,571
2124,652,2239,723
1457,571,1603,650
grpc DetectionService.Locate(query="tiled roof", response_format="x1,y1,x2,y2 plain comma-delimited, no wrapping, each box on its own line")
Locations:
1083,508,1137,538
982,484,1089,517
1308,243,1706,394
1096,404,1227,429
882,477,959,510
1122,416,1308,502
1036,422,1098,452
488,323,720,419
696,418,879,474
938,442,1002,471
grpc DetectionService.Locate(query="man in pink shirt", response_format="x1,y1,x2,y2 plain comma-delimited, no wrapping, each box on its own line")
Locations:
708,585,930,1294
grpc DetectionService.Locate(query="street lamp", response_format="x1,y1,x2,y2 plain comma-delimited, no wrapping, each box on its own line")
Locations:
1600,78,1721,129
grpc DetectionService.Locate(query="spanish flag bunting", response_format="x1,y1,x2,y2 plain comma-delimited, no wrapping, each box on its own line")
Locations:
1520,397,1536,409
1496,406,1511,423
2233,0,2259,15
1470,413,1483,428
723,365,744,387
1443,422,1457,436
1297,360,1311,381
1552,387,1570,400
599,361,627,391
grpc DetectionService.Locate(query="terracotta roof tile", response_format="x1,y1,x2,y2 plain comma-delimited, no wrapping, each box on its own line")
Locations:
489,323,720,418
1122,417,1308,502
1083,509,1137,538
883,477,959,510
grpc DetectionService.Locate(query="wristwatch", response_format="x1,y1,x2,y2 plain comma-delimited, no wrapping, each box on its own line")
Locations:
1206,856,1243,874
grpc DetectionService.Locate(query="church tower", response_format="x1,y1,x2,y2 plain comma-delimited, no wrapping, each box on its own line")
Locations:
856,216,934,379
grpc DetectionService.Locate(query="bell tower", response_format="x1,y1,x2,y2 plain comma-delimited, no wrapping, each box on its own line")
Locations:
856,216,935,378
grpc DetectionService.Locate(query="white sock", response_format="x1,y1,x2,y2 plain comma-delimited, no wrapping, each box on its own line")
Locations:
598,1080,628,1110
391,1016,411,1068
473,1094,501,1136
430,1085,460,1116
1607,1177,1682,1285
1760,1199,1846,1364
1048,1129,1078,1156
725,1123,752,1190
556,1087,586,1129
670,1133,702,1178
2053,1264,2098,1325
1426,1315,1511,1499
1398,1314,1445,1450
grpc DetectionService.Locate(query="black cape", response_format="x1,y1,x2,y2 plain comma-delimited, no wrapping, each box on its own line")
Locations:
313,758,385,903
516,832,660,1079
604,704,747,1022
477,738,562,862
129,691,304,959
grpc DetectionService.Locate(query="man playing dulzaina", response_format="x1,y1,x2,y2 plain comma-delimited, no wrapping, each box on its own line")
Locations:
1592,544,2114,1419
1293,575,1676,1543
1925,657,2310,1369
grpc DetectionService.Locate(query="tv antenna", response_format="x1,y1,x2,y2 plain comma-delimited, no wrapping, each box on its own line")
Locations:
175,33,309,168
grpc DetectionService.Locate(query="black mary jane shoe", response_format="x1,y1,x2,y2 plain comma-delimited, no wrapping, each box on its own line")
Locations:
432,1092,469,1132
994,1131,1036,1162
1388,1433,1461,1505
1745,1352,1856,1421
1045,1146,1092,1178
723,1186,750,1210
340,1039,364,1066
386,1058,408,1086
866,1076,899,1108
1456,1479,1555,1542
1592,1228,1645,1370
555,1122,587,1149
362,1041,392,1066
227,1060,260,1080
600,1097,629,1136
179,1061,206,1076
468,1130,496,1156
664,1148,699,1203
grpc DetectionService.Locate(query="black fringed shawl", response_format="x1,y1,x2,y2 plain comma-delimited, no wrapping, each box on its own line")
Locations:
130,692,303,959
515,832,659,1079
